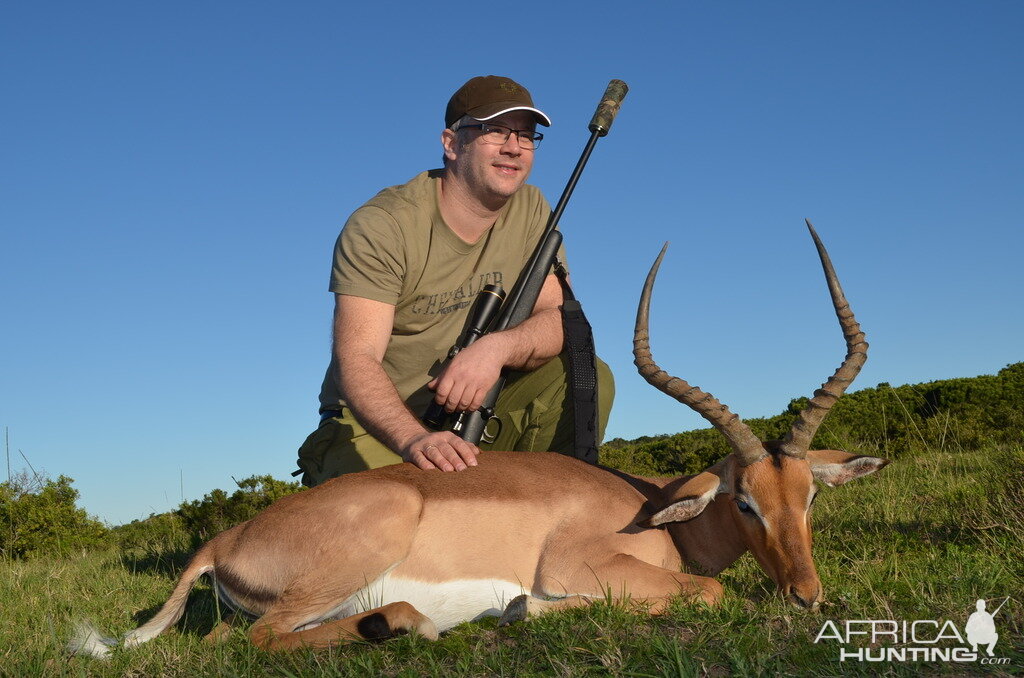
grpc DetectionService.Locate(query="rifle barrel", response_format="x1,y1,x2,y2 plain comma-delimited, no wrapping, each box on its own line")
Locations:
431,79,628,445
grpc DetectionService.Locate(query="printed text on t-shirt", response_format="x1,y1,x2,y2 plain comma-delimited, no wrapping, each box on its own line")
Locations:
410,271,504,316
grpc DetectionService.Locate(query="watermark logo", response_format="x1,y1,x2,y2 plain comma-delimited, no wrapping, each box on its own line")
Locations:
966,598,1001,657
814,597,1012,665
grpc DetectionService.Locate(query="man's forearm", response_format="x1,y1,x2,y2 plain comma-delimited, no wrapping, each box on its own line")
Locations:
335,352,427,453
331,293,480,472
427,294,566,415
490,306,564,372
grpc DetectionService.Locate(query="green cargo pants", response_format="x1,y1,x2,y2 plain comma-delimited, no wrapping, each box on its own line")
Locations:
295,354,614,487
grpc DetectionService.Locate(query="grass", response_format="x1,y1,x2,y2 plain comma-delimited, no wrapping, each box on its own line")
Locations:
1,445,1021,677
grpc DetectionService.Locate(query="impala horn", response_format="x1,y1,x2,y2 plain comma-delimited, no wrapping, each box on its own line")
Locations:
777,220,868,459
633,242,767,466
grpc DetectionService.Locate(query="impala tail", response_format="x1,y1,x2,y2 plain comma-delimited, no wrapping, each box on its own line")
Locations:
69,549,215,659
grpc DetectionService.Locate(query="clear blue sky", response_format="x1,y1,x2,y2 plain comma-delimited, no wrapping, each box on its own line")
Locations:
2,2,1021,525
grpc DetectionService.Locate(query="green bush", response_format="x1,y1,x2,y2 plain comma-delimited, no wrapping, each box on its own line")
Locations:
109,511,190,554
0,473,107,559
175,474,304,543
601,362,1024,476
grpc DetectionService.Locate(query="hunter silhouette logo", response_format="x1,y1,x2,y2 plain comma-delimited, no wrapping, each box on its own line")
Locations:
966,597,1006,656
813,596,1013,665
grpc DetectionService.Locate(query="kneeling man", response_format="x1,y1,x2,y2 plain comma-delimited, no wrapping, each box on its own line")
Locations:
296,75,614,486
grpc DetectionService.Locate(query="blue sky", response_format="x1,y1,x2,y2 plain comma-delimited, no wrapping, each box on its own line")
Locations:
2,1,1021,525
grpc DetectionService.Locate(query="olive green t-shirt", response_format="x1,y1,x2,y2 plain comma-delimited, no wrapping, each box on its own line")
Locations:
318,169,564,415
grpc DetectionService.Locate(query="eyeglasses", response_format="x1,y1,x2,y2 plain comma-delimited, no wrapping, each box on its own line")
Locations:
458,123,543,150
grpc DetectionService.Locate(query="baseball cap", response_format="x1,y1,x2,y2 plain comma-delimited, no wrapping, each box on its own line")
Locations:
445,75,552,128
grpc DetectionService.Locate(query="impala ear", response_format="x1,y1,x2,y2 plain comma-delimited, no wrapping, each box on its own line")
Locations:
640,470,726,527
807,449,890,487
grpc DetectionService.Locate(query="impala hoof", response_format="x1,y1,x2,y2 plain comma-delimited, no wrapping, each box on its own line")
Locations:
415,619,440,641
498,595,530,626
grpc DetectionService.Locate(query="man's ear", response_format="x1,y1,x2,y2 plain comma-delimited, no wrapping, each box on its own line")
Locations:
441,128,458,163
807,449,890,487
640,468,728,527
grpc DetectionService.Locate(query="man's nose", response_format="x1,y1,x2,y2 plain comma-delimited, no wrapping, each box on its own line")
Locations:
499,132,522,154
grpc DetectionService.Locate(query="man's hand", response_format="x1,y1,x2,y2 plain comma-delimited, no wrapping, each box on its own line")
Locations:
425,273,566,415
427,333,509,413
401,430,480,471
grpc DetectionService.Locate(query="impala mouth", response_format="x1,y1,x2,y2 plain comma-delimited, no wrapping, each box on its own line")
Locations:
784,585,822,611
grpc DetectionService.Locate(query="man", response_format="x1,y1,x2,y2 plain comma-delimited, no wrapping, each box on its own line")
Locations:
295,75,614,487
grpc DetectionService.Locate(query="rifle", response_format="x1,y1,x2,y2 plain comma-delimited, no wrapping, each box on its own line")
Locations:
423,79,629,451
990,596,1010,617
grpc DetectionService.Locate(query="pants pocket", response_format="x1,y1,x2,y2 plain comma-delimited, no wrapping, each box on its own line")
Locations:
295,420,344,487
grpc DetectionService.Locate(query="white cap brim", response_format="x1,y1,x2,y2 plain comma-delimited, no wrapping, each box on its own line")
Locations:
473,105,552,127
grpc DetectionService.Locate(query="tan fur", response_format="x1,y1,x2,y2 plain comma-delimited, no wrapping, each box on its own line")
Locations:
729,454,822,607
109,451,730,652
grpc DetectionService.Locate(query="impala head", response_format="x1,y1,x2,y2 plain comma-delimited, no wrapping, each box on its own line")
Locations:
633,220,889,610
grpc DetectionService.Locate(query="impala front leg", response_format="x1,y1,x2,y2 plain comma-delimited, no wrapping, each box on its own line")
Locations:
500,554,723,625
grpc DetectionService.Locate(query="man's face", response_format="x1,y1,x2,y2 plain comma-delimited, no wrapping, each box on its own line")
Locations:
443,110,537,206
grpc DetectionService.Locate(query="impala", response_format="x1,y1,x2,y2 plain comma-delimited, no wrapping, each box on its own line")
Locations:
74,220,887,657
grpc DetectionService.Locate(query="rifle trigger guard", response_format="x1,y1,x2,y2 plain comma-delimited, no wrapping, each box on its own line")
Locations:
481,412,502,444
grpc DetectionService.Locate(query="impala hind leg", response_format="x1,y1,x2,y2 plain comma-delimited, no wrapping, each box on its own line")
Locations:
204,612,241,644
251,601,438,651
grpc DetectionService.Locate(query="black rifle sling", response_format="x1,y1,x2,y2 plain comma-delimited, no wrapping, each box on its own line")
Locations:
553,261,599,465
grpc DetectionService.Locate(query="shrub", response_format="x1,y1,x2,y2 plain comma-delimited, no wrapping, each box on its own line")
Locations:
0,472,107,559
175,474,304,543
109,510,190,554
601,362,1024,476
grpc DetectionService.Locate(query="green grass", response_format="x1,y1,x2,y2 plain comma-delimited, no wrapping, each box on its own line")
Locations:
2,445,1021,677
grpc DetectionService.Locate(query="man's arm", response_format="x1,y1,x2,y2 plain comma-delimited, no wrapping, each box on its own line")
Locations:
333,294,480,471
427,272,564,413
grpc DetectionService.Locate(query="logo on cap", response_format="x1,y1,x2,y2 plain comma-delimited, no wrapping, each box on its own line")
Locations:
499,81,522,96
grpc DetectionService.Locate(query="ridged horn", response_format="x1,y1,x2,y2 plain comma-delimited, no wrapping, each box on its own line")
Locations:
633,242,767,466
777,220,868,459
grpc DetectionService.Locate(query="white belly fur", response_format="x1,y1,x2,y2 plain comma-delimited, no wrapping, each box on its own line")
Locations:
334,574,529,632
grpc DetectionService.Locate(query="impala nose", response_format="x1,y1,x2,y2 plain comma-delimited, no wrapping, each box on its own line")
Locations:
784,585,821,611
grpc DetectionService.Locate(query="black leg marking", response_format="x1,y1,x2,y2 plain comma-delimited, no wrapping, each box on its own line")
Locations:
356,612,393,641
